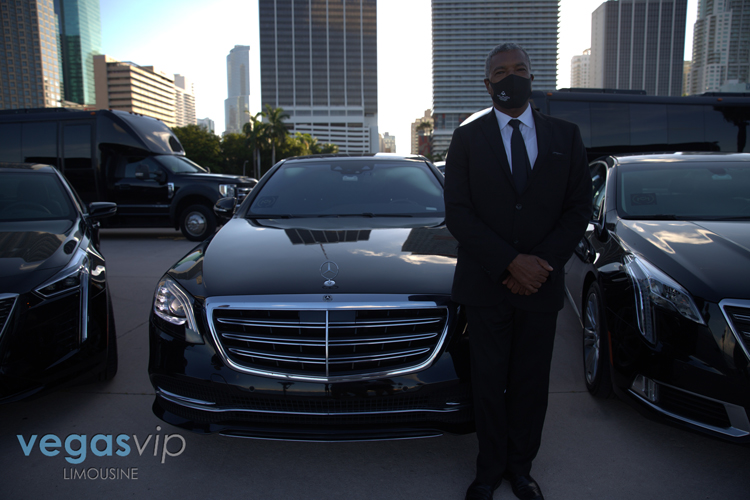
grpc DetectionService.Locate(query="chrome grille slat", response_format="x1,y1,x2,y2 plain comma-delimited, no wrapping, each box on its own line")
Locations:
221,331,439,346
210,301,450,381
0,294,18,339
720,300,750,362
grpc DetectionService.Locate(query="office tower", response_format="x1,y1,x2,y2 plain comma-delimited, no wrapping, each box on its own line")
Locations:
225,45,250,134
93,55,177,127
55,0,102,105
571,49,592,88
431,0,559,155
0,0,63,109
590,0,688,96
381,132,395,153
689,0,750,94
259,0,378,154
174,74,196,127
411,109,434,155
198,117,215,133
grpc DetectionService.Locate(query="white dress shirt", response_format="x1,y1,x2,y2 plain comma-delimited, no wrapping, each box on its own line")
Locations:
493,105,538,171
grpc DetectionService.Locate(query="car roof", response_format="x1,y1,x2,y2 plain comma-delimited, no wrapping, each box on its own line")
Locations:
0,162,59,173
281,153,430,162
607,152,750,165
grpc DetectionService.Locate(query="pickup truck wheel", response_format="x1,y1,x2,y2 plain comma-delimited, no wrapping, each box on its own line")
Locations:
180,204,217,241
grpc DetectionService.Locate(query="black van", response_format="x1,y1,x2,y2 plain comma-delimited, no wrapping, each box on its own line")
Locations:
0,108,257,241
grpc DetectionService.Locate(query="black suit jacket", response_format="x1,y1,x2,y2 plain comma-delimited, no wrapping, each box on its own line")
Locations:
444,108,592,312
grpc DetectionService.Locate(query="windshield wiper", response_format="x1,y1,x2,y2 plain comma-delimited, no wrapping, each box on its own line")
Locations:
246,214,317,219
317,213,415,218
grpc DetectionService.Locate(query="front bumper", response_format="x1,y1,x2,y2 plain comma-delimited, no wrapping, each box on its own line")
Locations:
149,319,474,440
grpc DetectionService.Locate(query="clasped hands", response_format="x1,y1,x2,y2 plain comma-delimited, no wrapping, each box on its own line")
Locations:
502,254,553,295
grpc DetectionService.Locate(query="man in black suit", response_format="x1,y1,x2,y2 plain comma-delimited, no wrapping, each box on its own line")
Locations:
444,44,592,500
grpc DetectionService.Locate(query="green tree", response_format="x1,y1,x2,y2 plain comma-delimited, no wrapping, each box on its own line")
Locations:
171,124,222,171
220,132,254,176
243,112,268,178
263,104,290,166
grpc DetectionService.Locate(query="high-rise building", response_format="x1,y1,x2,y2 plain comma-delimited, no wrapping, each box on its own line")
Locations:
258,0,378,153
381,132,396,153
431,0,559,155
590,0,687,96
174,74,196,127
55,0,102,106
198,117,215,133
225,45,250,135
0,0,64,109
571,49,592,88
411,109,434,155
689,0,750,94
93,55,177,127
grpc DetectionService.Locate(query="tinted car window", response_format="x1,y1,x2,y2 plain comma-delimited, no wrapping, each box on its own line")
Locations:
617,161,750,219
154,155,207,173
0,172,75,221
249,159,445,216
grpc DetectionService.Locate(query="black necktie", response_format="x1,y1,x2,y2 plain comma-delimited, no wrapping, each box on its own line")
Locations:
509,119,529,193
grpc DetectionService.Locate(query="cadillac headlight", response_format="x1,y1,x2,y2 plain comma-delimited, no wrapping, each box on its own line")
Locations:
153,276,202,343
624,255,704,343
35,251,89,299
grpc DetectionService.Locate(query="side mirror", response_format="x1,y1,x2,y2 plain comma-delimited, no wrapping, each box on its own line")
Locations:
134,164,149,180
88,202,117,219
214,197,237,219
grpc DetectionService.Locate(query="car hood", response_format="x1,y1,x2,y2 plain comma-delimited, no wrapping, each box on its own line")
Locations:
617,219,750,302
0,219,79,292
171,217,458,298
179,173,255,185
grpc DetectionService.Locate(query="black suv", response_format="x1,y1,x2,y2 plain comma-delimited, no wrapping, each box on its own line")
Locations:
0,108,257,241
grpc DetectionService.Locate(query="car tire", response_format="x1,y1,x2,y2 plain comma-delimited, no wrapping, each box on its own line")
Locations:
180,204,217,241
582,282,612,398
99,296,118,381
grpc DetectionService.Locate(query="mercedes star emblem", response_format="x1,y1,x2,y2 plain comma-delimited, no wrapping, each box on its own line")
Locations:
320,261,339,287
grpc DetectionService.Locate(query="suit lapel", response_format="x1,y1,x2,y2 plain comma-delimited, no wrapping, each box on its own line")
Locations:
530,109,552,188
478,110,515,186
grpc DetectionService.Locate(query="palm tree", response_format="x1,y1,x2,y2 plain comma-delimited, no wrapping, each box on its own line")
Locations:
263,104,290,166
243,112,267,179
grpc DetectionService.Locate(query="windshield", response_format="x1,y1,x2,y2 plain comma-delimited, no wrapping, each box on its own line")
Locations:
248,159,444,217
154,155,208,174
0,172,76,222
617,161,750,220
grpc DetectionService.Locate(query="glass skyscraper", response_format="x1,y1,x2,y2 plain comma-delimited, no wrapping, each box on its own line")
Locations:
431,0,560,156
225,45,251,135
258,0,378,153
0,0,64,109
54,0,101,106
689,0,750,94
590,0,687,96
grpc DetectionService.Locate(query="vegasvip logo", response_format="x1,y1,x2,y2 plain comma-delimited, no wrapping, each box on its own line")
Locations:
16,426,186,480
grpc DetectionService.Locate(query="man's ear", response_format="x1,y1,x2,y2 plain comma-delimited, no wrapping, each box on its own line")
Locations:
484,79,493,95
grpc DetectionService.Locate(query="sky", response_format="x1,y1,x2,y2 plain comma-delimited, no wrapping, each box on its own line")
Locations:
99,0,698,154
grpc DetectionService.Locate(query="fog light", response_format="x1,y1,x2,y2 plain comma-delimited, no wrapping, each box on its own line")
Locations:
631,374,659,403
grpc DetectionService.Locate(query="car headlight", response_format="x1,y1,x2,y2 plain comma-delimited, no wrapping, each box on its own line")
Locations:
35,251,89,299
624,254,705,343
153,276,202,343
219,184,236,198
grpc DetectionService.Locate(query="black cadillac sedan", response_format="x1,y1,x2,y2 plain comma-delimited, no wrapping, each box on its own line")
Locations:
0,163,118,403
565,153,750,443
148,154,473,440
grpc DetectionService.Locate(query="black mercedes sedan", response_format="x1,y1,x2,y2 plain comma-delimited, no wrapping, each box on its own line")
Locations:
565,153,750,443
148,154,473,440
0,163,118,403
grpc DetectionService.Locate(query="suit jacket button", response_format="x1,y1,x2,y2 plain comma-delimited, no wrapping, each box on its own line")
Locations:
515,204,522,210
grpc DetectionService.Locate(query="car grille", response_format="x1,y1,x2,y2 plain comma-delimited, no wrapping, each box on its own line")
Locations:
209,303,449,381
720,301,750,360
659,385,732,429
0,294,18,338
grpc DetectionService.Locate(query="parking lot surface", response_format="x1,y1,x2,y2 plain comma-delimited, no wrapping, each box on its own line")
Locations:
1,229,748,500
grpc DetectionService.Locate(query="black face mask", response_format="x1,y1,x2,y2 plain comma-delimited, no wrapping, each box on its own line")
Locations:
490,74,532,109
